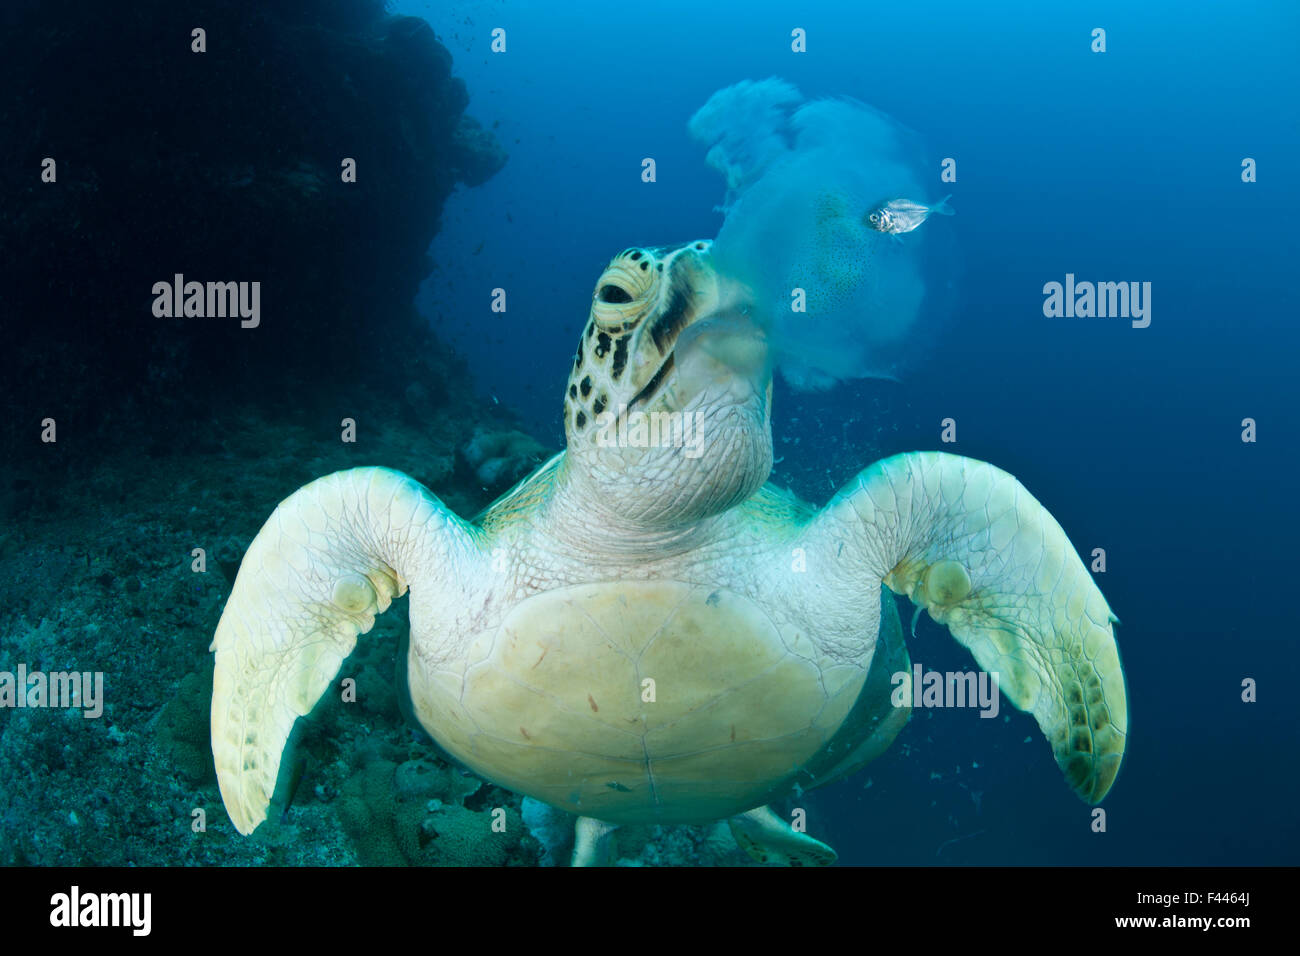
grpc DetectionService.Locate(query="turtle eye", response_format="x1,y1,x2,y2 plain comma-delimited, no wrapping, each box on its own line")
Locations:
598,284,633,304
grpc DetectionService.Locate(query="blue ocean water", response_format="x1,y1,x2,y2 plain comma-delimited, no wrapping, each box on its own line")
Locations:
399,0,1299,865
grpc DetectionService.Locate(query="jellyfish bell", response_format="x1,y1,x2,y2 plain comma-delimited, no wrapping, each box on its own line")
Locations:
672,295,772,403
690,79,957,391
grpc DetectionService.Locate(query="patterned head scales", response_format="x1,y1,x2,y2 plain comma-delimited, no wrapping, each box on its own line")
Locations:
562,240,774,527
565,240,715,440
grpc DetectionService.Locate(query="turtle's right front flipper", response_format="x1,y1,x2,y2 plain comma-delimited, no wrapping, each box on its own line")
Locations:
210,467,478,835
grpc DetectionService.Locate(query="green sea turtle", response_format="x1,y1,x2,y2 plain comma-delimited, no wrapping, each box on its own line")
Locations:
211,240,1127,865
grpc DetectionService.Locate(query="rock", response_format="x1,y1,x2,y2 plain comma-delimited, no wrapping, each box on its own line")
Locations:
460,427,549,491
452,115,509,187
0,0,507,456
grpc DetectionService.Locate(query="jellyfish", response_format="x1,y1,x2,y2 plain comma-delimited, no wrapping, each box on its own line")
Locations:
689,79,954,390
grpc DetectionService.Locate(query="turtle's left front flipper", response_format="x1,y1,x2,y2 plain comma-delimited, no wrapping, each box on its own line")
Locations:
807,452,1127,803
210,467,479,835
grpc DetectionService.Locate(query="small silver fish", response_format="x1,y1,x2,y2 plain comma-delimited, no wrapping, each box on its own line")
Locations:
866,194,954,237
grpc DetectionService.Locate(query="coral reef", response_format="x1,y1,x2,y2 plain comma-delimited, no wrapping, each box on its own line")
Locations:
336,756,428,866
521,797,574,867
0,384,542,866
156,668,216,786
337,754,532,866
460,427,551,493
614,821,751,867
0,0,506,455
518,798,754,867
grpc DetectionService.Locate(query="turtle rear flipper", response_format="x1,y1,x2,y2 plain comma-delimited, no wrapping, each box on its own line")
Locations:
728,806,837,866
570,816,620,867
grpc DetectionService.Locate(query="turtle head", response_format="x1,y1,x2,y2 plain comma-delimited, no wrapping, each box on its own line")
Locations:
562,240,773,530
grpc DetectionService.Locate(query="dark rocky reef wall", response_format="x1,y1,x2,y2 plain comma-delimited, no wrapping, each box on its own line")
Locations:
0,0,506,457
